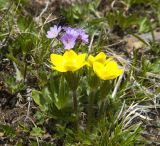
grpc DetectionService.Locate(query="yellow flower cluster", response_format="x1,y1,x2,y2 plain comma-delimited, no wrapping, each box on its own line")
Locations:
50,50,123,80
87,52,123,80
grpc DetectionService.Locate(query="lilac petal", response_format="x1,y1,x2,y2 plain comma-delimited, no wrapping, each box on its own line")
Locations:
75,28,89,43
58,26,62,32
75,28,84,33
63,27,73,32
81,33,89,43
64,41,75,50
46,31,56,38
62,27,89,45
46,25,62,39
50,26,56,31
60,33,76,50
63,27,79,38
66,30,79,38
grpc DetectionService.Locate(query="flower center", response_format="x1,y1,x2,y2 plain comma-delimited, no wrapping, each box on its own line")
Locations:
66,40,70,44
53,33,57,37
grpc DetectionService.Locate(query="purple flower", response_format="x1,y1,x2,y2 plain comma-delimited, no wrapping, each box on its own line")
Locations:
60,33,76,50
63,27,89,44
46,25,61,38
75,28,89,43
64,27,79,38
63,27,73,32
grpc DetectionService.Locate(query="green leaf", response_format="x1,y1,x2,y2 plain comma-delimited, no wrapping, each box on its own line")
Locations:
17,16,36,32
150,60,160,73
30,127,44,137
138,17,150,33
32,90,42,107
48,74,71,110
0,0,9,9
106,12,115,28
15,142,23,146
5,76,26,94
34,111,45,125
32,88,51,111
55,76,70,109
0,124,16,138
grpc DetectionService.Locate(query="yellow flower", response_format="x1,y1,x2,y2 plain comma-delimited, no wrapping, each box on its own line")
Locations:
50,50,86,72
93,59,124,80
87,52,106,67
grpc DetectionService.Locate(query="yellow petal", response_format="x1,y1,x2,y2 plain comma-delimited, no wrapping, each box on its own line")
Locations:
105,61,120,74
51,66,67,72
65,53,86,72
87,52,106,67
50,54,64,67
95,52,106,63
63,50,77,59
93,62,107,80
114,69,124,77
93,61,124,80
77,53,86,67
105,58,113,64
63,50,77,71
64,64,78,71
87,55,95,67
105,61,124,79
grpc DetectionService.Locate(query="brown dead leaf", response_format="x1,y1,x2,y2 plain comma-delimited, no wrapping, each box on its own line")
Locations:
125,31,160,53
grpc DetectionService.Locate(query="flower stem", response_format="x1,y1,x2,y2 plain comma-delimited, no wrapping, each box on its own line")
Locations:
72,89,78,115
65,72,79,130
23,54,27,82
88,89,95,131
72,89,78,129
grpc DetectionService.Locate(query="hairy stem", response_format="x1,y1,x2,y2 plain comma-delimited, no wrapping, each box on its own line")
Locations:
72,89,78,129
72,90,78,115
88,89,96,131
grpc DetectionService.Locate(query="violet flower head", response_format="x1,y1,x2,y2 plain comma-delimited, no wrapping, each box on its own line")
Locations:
63,27,73,32
64,27,89,43
46,25,61,38
64,27,79,38
60,33,76,50
75,28,89,44
61,27,89,49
